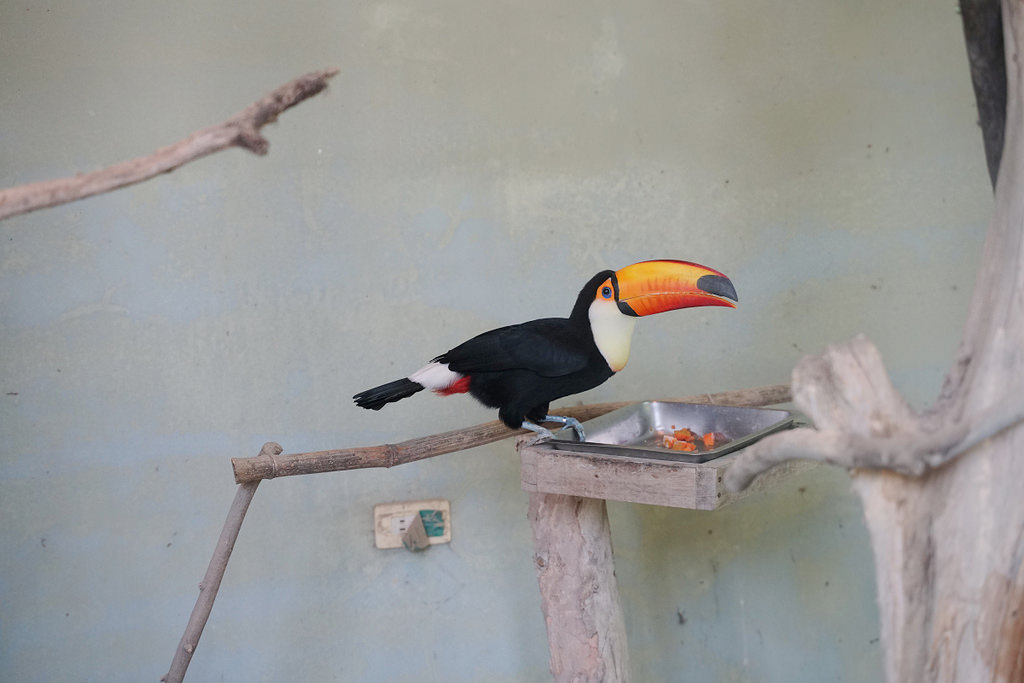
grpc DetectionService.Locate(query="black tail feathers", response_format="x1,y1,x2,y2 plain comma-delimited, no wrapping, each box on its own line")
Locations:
353,378,424,410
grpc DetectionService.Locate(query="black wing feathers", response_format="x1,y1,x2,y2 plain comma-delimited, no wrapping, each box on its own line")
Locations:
435,318,590,378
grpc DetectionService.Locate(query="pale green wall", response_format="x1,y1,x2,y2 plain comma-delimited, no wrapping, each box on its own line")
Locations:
0,1,990,681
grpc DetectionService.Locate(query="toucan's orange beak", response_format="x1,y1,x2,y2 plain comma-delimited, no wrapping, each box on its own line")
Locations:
613,259,738,317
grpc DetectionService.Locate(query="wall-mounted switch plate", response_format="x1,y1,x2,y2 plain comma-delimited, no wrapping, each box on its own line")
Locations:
373,499,451,549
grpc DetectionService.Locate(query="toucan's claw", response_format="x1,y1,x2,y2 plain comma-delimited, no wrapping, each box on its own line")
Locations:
521,421,556,446
542,415,586,442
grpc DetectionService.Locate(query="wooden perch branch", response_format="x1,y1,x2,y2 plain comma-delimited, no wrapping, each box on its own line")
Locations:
167,386,788,682
231,383,791,484
0,68,339,222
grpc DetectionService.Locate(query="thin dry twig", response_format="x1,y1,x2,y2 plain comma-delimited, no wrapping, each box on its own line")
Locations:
161,471,264,683
231,383,792,483
0,68,339,222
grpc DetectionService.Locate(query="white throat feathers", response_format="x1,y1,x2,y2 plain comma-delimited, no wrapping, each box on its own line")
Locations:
588,297,637,372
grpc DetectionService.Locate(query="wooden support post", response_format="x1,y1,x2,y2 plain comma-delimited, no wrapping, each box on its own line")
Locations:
527,492,630,683
519,422,810,681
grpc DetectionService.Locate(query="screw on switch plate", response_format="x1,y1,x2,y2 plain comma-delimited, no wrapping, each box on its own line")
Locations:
373,499,451,550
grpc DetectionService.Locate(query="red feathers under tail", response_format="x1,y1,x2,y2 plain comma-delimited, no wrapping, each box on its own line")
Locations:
434,375,471,396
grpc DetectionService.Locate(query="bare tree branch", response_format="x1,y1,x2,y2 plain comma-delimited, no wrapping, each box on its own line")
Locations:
723,335,1024,492
0,68,339,222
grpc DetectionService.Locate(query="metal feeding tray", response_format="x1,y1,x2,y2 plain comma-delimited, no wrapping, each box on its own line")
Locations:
549,401,796,463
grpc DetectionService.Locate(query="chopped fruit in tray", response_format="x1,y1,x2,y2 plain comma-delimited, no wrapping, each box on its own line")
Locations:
656,428,731,452
673,428,695,442
702,431,728,449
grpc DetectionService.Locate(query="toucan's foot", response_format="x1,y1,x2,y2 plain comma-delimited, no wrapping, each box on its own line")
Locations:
542,415,586,442
521,421,556,446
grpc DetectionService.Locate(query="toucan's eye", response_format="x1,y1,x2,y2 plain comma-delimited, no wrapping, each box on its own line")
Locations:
601,286,613,299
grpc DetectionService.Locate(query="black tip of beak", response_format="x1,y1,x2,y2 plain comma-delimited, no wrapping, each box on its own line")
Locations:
697,274,738,302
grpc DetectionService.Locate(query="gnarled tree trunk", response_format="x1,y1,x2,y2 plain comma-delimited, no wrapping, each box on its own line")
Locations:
726,1,1024,680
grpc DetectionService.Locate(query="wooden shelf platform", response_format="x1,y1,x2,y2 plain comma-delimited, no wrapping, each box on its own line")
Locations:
520,441,813,511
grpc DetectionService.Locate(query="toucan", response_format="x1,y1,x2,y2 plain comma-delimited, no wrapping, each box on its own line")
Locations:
353,259,737,441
